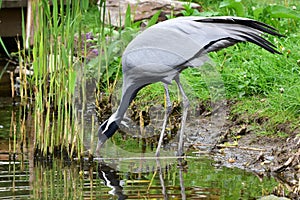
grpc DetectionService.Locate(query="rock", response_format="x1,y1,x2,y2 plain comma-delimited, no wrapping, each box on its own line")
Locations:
100,0,202,27
258,195,290,200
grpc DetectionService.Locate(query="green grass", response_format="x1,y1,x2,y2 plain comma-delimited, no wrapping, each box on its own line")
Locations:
204,0,300,136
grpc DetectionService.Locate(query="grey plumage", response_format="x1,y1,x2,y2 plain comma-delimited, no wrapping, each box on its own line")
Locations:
96,16,282,156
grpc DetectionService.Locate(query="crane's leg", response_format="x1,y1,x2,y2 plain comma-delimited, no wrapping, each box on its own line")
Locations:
155,83,172,156
175,75,190,156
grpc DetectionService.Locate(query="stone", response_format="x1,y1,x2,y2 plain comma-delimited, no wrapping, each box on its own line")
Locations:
100,0,202,27
258,195,290,200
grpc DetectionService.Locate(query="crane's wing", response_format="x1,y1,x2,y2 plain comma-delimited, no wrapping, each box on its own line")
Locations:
122,16,282,72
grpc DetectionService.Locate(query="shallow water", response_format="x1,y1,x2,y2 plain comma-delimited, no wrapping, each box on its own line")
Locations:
0,152,278,199
0,61,278,199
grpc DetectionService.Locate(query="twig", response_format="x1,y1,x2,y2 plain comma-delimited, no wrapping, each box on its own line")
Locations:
193,143,266,152
272,154,296,172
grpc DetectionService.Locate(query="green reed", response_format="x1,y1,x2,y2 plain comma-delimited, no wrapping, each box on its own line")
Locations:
16,0,96,159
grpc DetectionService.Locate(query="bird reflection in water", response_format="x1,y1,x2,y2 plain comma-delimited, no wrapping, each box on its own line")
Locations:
97,158,188,199
97,161,128,200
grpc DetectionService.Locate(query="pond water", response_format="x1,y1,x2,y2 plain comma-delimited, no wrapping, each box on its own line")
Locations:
0,151,278,199
0,61,279,199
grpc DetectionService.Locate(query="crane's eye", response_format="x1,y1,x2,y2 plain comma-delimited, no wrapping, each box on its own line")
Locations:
98,120,108,136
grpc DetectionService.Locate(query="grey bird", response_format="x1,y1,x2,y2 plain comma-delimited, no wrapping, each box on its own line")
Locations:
96,16,282,156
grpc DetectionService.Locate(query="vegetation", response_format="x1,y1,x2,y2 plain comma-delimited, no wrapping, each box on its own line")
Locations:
189,0,300,136
16,0,94,158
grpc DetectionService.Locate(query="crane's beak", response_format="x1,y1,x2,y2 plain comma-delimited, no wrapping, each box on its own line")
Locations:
95,125,109,155
95,140,102,155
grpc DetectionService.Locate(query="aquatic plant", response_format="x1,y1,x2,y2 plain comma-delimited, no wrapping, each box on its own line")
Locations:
15,0,96,159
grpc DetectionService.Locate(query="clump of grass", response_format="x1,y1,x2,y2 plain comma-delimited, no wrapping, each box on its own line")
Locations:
197,0,300,135
15,0,99,159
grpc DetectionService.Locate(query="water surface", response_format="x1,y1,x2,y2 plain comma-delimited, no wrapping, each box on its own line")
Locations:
0,152,278,199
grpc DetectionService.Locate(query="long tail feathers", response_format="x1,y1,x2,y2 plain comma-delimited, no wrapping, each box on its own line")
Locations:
196,17,284,54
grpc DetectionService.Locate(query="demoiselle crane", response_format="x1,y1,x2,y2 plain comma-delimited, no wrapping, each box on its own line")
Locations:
96,16,282,156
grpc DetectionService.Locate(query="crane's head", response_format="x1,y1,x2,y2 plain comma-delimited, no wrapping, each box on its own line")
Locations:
98,119,119,138
96,117,119,152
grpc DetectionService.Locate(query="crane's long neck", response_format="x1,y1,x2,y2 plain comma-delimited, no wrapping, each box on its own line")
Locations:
102,83,146,139
113,84,142,123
